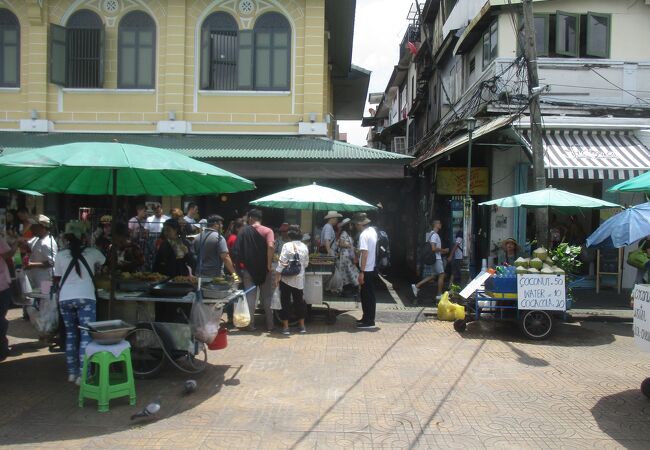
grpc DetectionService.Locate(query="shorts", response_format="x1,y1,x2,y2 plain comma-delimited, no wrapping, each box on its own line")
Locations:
422,259,445,277
445,259,462,280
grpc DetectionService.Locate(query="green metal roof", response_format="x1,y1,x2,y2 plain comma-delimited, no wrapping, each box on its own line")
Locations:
0,132,411,161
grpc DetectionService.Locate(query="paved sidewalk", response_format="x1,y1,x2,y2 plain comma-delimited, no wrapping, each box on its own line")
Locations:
1,305,650,449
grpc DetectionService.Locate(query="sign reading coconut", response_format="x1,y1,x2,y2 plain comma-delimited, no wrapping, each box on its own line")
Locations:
632,284,650,353
517,274,566,311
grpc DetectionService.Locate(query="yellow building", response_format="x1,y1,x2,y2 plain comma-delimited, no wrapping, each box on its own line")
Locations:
0,0,411,237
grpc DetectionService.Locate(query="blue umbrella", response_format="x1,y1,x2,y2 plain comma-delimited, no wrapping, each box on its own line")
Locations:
586,202,650,249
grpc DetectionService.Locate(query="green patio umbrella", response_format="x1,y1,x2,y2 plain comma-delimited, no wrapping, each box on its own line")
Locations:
250,182,377,211
0,142,254,195
608,171,650,193
250,183,376,250
0,142,255,313
479,187,620,211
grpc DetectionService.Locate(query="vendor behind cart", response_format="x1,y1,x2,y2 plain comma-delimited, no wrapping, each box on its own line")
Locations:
111,223,145,273
25,215,57,291
194,215,239,280
153,219,194,278
54,224,105,384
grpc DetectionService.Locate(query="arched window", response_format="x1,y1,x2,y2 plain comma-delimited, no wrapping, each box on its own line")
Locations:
200,12,238,90
118,11,156,89
50,9,104,87
0,9,20,87
254,13,290,90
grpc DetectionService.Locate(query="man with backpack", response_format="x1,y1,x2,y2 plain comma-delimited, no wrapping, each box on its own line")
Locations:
411,219,448,303
353,212,378,329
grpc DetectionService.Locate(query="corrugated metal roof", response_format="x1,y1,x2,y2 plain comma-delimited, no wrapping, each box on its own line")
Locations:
0,132,411,161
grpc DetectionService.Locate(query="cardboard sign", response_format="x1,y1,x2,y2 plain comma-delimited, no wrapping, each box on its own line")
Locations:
459,271,493,299
516,274,566,311
632,284,650,354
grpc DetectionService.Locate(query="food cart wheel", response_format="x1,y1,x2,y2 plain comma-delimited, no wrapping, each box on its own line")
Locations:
175,341,208,374
453,319,467,332
125,323,168,379
519,310,553,340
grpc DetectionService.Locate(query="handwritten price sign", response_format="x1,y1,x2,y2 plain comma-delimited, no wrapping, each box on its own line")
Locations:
517,274,566,311
632,284,650,354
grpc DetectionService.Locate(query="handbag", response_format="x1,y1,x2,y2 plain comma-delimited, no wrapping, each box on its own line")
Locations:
628,248,650,269
281,243,302,276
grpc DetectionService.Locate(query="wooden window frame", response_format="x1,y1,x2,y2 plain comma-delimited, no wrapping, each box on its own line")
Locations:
482,21,497,70
586,11,611,58
534,13,550,57
118,11,156,89
0,9,20,87
555,10,580,57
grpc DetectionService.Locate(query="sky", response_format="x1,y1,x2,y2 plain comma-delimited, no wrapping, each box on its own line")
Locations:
338,0,414,146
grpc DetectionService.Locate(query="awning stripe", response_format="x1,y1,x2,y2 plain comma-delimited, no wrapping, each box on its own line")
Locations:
522,129,650,180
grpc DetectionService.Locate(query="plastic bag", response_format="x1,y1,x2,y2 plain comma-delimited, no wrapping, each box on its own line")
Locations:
437,292,465,321
190,300,222,344
233,295,251,328
628,249,650,269
271,288,282,310
27,295,59,337
326,266,344,293
11,269,32,306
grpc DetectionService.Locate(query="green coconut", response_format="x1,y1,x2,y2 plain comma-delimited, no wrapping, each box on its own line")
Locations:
514,257,529,268
527,267,540,274
529,257,544,270
541,267,555,274
553,267,565,275
544,257,555,266
532,247,549,261
516,266,528,275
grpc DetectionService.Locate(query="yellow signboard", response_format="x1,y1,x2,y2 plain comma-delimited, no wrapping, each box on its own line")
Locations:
436,167,489,195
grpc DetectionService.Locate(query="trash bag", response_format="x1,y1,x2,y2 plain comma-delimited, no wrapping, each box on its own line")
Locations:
437,292,465,321
233,295,251,328
190,299,222,344
26,295,59,337
271,288,282,310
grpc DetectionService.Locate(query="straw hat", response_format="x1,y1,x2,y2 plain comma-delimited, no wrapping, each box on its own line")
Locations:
351,212,371,225
323,211,343,220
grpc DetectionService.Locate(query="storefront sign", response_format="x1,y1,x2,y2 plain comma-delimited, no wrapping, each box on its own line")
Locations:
436,167,489,195
632,284,650,354
516,274,566,311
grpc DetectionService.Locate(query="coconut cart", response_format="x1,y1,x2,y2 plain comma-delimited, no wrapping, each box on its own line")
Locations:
452,187,621,339
453,262,570,340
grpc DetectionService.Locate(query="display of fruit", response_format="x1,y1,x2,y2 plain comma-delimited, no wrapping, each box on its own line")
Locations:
532,247,549,261
120,271,166,282
515,266,528,274
514,257,529,268
212,276,229,285
529,257,544,270
527,267,540,273
171,275,198,285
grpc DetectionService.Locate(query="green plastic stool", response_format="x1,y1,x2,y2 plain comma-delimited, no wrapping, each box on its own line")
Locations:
78,343,136,412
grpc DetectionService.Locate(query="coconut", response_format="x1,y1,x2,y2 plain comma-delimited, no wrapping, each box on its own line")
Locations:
529,257,544,270
527,267,540,274
544,257,555,266
553,267,565,275
541,267,554,274
533,247,549,261
516,266,528,275
514,257,529,268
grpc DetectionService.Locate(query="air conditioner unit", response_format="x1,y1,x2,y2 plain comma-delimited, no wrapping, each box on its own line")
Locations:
393,136,407,154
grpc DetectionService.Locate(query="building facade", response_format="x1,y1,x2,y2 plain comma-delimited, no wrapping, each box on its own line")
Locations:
366,0,650,290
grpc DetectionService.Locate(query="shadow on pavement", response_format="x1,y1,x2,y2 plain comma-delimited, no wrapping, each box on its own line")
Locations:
0,350,236,445
591,388,650,446
456,319,617,347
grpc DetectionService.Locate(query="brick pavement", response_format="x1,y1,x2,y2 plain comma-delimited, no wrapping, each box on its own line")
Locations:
1,306,650,449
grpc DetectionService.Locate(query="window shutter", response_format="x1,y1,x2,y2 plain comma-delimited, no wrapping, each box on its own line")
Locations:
200,27,210,89
49,24,67,86
237,30,253,90
98,27,105,87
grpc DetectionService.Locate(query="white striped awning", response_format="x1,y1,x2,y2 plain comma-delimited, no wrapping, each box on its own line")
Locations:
521,130,650,180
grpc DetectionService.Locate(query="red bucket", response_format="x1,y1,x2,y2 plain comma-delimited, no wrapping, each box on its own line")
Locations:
208,326,228,350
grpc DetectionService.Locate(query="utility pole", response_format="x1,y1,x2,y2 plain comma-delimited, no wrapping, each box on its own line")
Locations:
521,0,548,248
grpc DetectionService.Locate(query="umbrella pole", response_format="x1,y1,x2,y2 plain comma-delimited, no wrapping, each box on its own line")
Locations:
109,168,117,318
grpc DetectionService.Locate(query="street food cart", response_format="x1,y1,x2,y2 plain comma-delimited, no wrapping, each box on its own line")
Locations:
304,255,336,324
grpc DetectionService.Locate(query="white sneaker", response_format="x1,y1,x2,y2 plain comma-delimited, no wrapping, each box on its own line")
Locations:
411,284,419,297
67,374,76,383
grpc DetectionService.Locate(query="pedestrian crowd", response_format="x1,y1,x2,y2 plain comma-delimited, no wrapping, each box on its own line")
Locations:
0,204,381,381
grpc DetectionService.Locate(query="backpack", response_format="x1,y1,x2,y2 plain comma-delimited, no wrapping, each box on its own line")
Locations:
373,227,391,273
421,241,436,265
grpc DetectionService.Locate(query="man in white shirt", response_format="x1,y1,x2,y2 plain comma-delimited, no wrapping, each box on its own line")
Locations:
353,212,377,329
321,211,342,256
25,215,58,290
145,204,169,234
411,219,448,303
